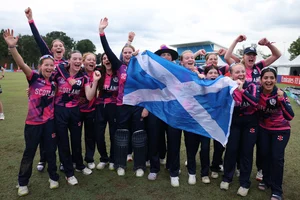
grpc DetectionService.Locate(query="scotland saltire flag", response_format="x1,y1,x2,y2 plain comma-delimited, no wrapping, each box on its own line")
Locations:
123,50,237,145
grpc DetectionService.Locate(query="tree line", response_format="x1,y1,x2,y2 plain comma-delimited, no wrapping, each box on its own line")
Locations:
0,29,101,68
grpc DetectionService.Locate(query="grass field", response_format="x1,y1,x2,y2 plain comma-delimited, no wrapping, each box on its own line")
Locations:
0,72,299,200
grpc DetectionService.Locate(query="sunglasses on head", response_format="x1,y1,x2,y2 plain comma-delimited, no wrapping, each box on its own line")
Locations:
39,54,54,62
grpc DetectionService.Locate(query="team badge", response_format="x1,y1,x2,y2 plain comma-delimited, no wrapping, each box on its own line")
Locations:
269,98,276,106
277,135,283,141
76,80,82,86
253,69,258,74
59,78,65,84
113,77,119,82
52,133,56,138
249,128,255,133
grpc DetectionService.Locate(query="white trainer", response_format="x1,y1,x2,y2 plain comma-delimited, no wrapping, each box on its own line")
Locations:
135,169,144,177
220,181,229,190
146,160,150,167
184,160,187,166
76,167,92,175
87,162,95,169
17,185,29,196
237,186,249,197
188,174,196,185
202,176,211,184
49,179,59,189
66,176,78,185
109,163,114,170
211,172,219,179
170,176,179,187
0,113,5,120
219,164,224,172
96,162,107,170
127,154,133,162
256,170,263,181
37,162,45,172
160,158,166,165
117,167,125,176
148,173,157,180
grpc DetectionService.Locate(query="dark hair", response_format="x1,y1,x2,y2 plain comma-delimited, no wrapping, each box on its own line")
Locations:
205,53,218,61
204,65,219,75
97,53,117,91
260,66,277,78
67,50,82,59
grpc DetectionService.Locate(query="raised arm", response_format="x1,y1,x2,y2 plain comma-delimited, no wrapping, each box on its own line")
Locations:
85,71,101,101
98,17,122,70
3,29,32,77
258,38,281,66
218,48,240,63
224,35,246,66
25,7,52,56
120,31,135,61
193,49,206,58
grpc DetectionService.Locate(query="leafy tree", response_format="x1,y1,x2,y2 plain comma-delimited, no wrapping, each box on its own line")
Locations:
75,39,96,54
96,53,102,64
17,34,41,67
44,31,75,55
288,37,300,60
0,29,9,63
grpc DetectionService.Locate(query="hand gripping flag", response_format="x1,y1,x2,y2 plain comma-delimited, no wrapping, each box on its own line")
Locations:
123,50,237,146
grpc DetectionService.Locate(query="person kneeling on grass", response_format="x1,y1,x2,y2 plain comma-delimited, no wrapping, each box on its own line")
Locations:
3,29,59,197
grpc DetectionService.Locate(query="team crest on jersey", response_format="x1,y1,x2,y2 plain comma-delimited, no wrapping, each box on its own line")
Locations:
121,73,127,80
269,98,276,106
277,135,283,141
249,128,255,133
253,69,258,75
59,78,65,84
113,77,119,82
76,80,82,86
52,133,56,138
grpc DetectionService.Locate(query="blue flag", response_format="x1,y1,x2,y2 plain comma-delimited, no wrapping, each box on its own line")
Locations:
123,50,237,145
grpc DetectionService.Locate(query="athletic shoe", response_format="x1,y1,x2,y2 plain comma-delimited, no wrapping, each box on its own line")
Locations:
146,160,150,167
87,162,95,169
160,158,166,165
148,173,157,180
49,179,59,189
76,167,92,175
188,174,196,185
219,164,224,172
66,176,78,185
235,169,240,177
117,167,125,176
256,170,263,181
17,185,29,196
108,163,114,171
220,181,230,190
96,162,107,170
0,113,5,120
59,163,64,171
237,186,249,197
211,172,219,179
258,182,268,191
202,176,211,184
135,169,144,177
170,176,179,187
127,154,133,162
37,162,45,172
271,194,282,200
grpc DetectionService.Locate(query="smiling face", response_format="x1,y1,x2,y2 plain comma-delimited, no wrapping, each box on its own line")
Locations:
122,46,134,64
206,68,219,80
40,58,55,79
243,53,257,68
206,54,218,66
230,63,246,81
261,71,276,93
51,40,65,60
180,51,195,70
101,53,111,70
83,53,96,73
69,52,82,73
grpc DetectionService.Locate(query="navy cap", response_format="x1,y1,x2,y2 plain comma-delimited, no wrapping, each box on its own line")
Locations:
243,47,257,55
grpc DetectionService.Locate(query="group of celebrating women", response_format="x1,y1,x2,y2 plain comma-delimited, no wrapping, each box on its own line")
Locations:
3,7,294,200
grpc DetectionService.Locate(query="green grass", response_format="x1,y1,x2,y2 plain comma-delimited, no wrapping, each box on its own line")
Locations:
0,73,300,200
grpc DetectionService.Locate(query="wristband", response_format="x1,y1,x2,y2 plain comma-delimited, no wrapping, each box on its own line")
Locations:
8,45,18,49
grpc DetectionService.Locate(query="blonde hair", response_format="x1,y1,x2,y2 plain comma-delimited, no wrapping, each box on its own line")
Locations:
83,52,96,61
180,50,193,61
